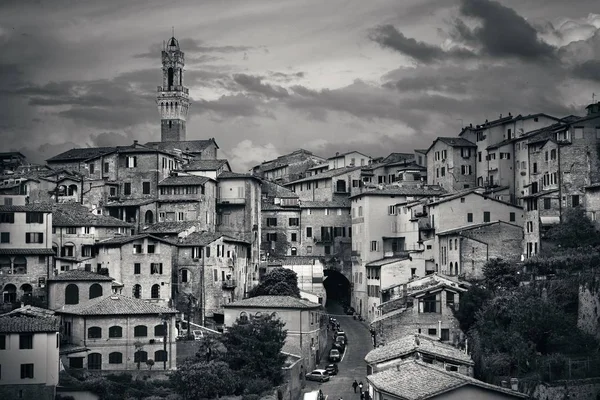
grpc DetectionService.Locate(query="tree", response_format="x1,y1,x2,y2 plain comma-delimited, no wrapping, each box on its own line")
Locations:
220,314,287,387
452,284,492,333
146,359,155,370
248,267,300,298
545,206,600,249
176,292,197,338
482,258,521,292
170,360,238,400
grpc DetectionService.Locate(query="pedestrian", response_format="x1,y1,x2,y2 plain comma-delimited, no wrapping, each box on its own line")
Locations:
360,391,365,400
359,381,363,392
352,380,358,393
318,389,324,400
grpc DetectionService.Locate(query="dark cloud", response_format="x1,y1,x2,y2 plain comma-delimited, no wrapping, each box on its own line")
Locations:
457,0,557,61
369,24,476,63
233,74,289,98
134,37,253,59
193,94,271,119
269,71,305,82
572,60,600,82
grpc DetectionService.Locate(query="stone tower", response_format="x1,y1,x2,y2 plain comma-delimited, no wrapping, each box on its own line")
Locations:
157,36,190,142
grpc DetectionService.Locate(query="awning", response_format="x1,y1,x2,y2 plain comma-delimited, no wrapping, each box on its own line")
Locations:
540,216,560,225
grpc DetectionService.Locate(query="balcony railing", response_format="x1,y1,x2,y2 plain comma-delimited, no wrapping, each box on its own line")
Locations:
217,197,246,205
157,85,190,95
222,279,237,289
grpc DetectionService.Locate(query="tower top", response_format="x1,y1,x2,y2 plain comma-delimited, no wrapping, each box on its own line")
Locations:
166,36,180,52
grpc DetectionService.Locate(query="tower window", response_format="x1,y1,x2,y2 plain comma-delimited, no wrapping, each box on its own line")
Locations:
168,67,174,88
169,121,172,129
179,68,182,85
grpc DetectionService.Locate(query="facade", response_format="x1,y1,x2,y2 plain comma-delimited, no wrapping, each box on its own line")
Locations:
426,137,477,192
364,333,474,376
57,294,178,371
0,203,54,310
261,182,301,259
266,256,327,304
223,295,327,372
327,151,371,169
0,307,60,400
252,149,326,184
157,36,190,142
47,270,114,310
145,138,219,160
367,359,527,400
95,234,176,305
183,159,231,180
286,166,364,201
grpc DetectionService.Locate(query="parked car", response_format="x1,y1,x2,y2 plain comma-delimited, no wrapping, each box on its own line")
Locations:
334,336,346,349
336,331,347,342
306,369,330,382
325,363,339,376
192,330,204,341
329,348,341,362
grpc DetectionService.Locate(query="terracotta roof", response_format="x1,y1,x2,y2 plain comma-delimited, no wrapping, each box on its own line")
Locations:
427,189,521,208
365,334,473,365
0,204,53,212
0,248,55,255
261,181,299,199
436,221,522,236
48,270,113,282
176,231,249,246
0,314,60,333
55,294,178,315
350,186,446,199
104,198,156,207
5,305,56,318
520,188,559,199
145,139,218,153
224,295,321,309
158,175,211,186
285,166,362,185
218,171,260,180
47,146,116,162
300,199,350,208
307,163,329,170
262,162,289,172
427,137,476,153
97,233,175,246
327,150,370,160
261,201,300,211
183,159,230,171
144,221,198,234
268,256,323,266
366,255,410,267
368,359,527,399
53,205,132,227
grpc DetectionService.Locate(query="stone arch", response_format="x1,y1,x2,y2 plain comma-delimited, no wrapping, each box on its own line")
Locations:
65,283,79,305
145,210,154,225
89,283,103,299
68,184,77,196
168,67,174,87
0,256,11,274
13,256,27,274
323,269,351,304
151,284,160,299
21,284,33,300
2,283,17,303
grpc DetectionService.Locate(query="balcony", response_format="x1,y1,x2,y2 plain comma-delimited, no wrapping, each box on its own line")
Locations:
217,197,246,205
157,85,190,95
222,279,237,290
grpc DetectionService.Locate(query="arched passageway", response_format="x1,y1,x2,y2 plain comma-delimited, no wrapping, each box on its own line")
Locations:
323,269,351,306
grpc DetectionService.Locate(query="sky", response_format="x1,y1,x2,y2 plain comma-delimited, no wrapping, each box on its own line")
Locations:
0,0,599,172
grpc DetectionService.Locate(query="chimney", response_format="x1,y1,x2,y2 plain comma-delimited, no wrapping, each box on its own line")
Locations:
133,140,138,146
500,114,502,118
510,378,519,391
336,152,339,157
501,381,509,389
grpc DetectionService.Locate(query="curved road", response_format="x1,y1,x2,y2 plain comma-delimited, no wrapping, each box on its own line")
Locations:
303,301,373,400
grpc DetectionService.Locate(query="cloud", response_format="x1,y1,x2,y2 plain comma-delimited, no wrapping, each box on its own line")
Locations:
456,0,557,61
369,24,476,63
232,74,289,98
134,37,253,59
539,13,600,48
225,139,281,171
572,60,600,82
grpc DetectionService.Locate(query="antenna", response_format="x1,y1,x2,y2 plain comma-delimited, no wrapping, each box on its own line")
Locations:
172,26,175,38
593,93,596,103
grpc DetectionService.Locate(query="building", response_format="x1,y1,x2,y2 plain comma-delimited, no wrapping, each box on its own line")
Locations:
0,152,27,173
327,151,371,169
426,137,477,192
364,333,474,376
175,231,251,329
350,186,446,321
0,203,54,310
156,36,190,143
260,181,301,261
252,149,326,184
0,306,60,400
145,138,219,161
95,234,176,305
182,159,231,180
371,274,468,345
367,359,528,400
47,270,114,309
286,166,364,201
56,294,178,371
223,295,327,372
51,203,132,273
265,256,327,305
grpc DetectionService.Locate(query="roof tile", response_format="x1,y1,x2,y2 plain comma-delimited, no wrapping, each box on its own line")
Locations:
183,159,230,171
55,294,178,315
144,221,199,234
48,270,113,282
159,175,211,186
0,314,60,333
0,248,55,255
53,204,132,227
224,295,321,309
286,166,362,185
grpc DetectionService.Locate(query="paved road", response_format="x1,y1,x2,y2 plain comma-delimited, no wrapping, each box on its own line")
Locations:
303,301,373,400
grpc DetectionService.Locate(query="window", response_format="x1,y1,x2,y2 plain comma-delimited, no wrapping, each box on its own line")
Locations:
324,245,331,255
20,363,34,379
109,326,122,338
19,334,33,349
124,182,131,195
307,245,312,253
266,217,277,227
147,244,156,254
266,233,277,241
239,312,249,323
0,334,5,349
0,232,9,243
427,328,437,336
25,212,43,223
572,195,580,207
422,295,439,313
25,232,44,243
155,350,168,362
143,182,151,194
306,227,312,238
154,324,166,337
89,163,95,174
510,212,516,222
65,284,79,305
104,162,109,173
134,263,141,274
370,241,378,251
88,327,102,339
3,197,12,205
133,244,142,254
132,284,142,298
134,325,148,337
150,263,163,274
441,329,450,341
483,211,490,222
544,198,551,209
127,156,137,168
151,284,160,299
181,269,189,283
289,218,299,226
574,127,584,139
388,205,396,215
69,357,83,369
467,213,473,223
109,352,123,364
0,212,14,223
358,206,363,217
446,291,455,307
89,283,103,299
291,233,297,242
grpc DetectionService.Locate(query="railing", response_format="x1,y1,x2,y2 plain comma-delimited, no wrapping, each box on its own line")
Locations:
157,85,190,95
222,279,237,289
217,197,246,205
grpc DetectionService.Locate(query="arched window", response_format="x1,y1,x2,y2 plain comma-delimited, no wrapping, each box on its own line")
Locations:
13,256,26,274
167,67,174,87
449,262,454,275
2,283,17,303
134,350,148,363
0,256,11,274
271,312,279,320
89,283,103,299
134,325,148,337
68,184,77,196
132,284,142,299
154,324,166,337
108,352,123,364
239,311,248,323
21,284,32,300
108,326,122,338
88,326,102,339
151,284,160,299
155,350,167,362
254,312,262,319
179,68,182,85
87,353,102,370
65,284,79,305
454,238,458,249
455,262,460,275
145,210,154,225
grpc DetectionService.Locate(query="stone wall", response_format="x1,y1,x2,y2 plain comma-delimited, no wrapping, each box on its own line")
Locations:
0,384,55,400
578,276,600,341
531,378,600,400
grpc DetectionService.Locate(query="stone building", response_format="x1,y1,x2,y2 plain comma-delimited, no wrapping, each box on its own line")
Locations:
327,151,371,170
48,270,114,309
145,138,219,161
364,333,474,376
182,159,231,180
95,234,176,305
56,294,178,371
426,137,477,193
0,202,54,310
260,181,301,260
298,200,351,262
265,256,327,304
0,306,60,400
251,149,326,184
286,166,363,201
223,295,327,372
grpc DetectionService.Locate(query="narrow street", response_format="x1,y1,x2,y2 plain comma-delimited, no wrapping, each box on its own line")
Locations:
303,301,373,400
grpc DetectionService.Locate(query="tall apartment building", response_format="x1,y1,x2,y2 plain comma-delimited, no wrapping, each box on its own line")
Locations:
426,137,476,192
251,149,326,184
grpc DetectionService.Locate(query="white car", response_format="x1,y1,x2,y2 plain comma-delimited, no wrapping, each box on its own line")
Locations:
305,369,330,382
193,330,204,340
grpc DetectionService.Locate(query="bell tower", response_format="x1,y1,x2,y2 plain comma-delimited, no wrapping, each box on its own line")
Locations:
157,34,190,142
